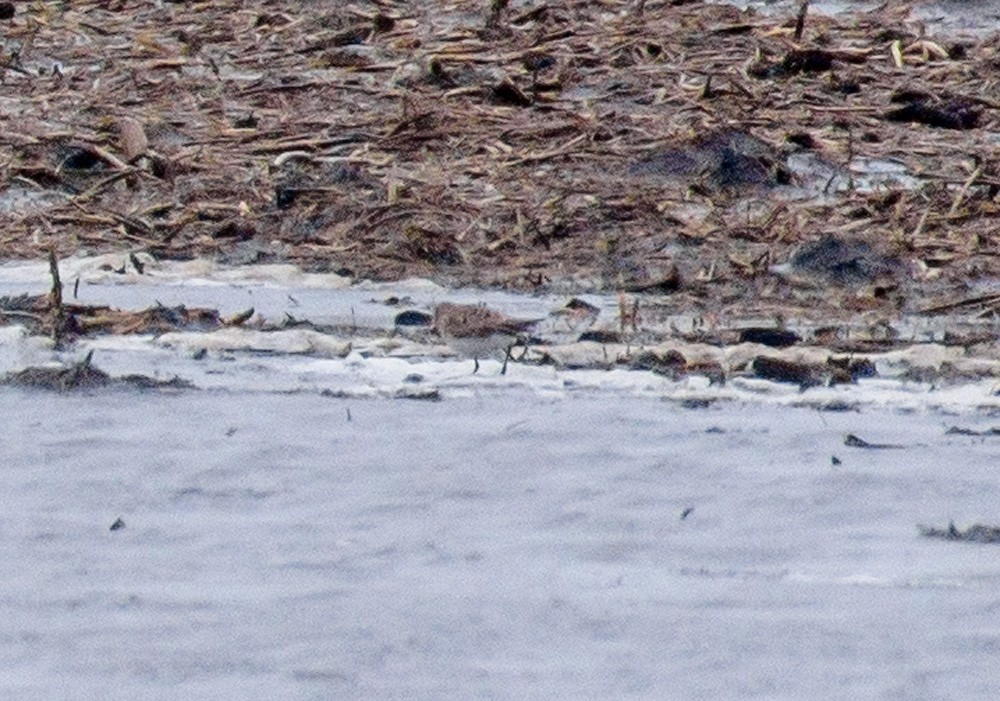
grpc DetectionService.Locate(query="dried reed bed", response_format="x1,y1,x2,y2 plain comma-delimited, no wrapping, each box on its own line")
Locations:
1,0,999,320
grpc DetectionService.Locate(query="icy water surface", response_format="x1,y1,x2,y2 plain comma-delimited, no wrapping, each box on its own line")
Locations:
730,0,1000,34
5,389,1000,699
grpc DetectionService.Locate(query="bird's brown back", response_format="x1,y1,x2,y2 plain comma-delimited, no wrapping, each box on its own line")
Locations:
433,302,538,338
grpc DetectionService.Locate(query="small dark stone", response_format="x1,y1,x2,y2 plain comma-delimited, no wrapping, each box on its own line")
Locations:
832,79,861,95
748,61,786,80
332,26,370,46
394,387,441,401
372,13,395,33
110,518,126,531
680,507,694,520
680,398,714,410
231,113,258,129
60,148,103,171
254,12,289,28
564,297,599,313
522,53,556,72
850,358,877,379
403,373,424,384
786,132,817,150
578,329,621,344
831,455,842,466
275,187,299,209
394,310,433,327
816,400,856,412
214,220,257,240
623,265,680,293
0,3,14,21
782,48,835,74
884,97,980,130
490,77,532,107
739,328,801,348
889,90,932,105
148,155,171,179
874,28,913,43
751,356,820,387
844,434,871,448
827,356,877,381
844,433,904,449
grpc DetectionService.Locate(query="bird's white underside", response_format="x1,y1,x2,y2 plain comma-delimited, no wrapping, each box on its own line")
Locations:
442,333,518,360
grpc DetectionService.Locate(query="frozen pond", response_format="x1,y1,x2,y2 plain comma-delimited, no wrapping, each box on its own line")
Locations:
5,389,1000,699
3,256,1000,697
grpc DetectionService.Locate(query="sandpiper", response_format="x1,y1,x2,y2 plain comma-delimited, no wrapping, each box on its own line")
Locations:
432,302,540,375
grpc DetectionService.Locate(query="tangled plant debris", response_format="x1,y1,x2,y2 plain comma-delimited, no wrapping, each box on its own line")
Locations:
0,253,247,343
4,2,1000,391
1,349,192,391
0,0,997,326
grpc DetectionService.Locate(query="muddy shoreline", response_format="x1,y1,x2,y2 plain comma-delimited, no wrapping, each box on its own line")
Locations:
0,253,999,404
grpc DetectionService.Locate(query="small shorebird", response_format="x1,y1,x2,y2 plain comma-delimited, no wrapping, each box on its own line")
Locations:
432,302,540,375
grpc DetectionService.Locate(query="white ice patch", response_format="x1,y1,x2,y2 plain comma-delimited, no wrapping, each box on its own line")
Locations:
0,255,997,409
157,328,352,358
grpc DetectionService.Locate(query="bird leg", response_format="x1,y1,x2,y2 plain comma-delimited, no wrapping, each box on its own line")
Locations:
500,345,512,375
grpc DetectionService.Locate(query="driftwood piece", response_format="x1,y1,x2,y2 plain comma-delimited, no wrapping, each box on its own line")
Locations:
48,249,66,349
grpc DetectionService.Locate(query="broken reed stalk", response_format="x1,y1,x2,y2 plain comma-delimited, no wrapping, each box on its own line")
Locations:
948,166,983,217
48,248,66,349
794,1,809,41
63,350,95,391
